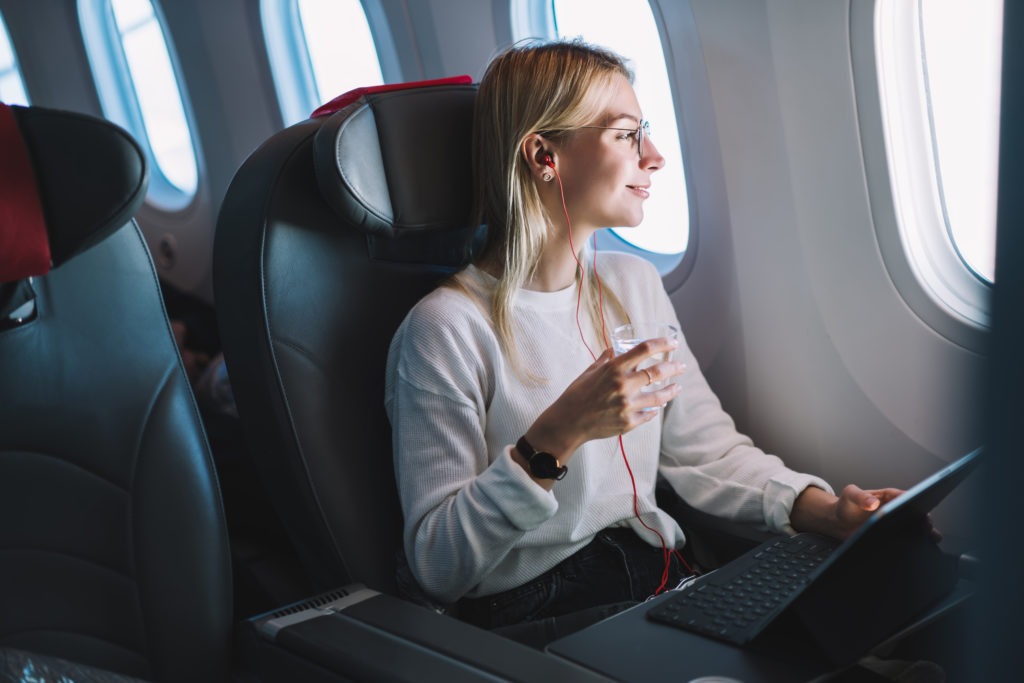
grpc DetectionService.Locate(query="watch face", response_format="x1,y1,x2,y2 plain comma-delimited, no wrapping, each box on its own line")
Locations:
529,452,566,480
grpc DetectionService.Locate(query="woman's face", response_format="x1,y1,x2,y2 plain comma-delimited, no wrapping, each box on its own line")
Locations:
551,73,665,233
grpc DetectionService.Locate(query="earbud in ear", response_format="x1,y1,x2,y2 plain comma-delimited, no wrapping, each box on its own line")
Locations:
541,154,555,182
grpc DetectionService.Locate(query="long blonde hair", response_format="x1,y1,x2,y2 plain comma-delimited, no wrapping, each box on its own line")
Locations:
458,40,632,371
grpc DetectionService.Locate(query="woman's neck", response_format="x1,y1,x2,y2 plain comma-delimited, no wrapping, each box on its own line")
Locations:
527,241,583,291
478,225,598,292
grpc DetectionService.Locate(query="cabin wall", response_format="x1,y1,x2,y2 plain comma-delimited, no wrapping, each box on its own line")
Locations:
673,0,984,542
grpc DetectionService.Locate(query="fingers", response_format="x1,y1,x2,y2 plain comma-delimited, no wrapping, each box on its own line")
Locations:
870,488,904,505
638,360,687,387
614,380,682,430
616,336,679,365
634,381,682,410
588,347,616,367
839,484,881,512
622,394,673,430
607,337,684,394
842,485,906,512
559,340,684,442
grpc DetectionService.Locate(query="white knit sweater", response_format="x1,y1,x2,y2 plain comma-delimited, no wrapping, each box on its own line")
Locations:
385,252,832,603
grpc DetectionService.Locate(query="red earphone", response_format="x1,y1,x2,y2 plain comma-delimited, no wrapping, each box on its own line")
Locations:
543,154,554,168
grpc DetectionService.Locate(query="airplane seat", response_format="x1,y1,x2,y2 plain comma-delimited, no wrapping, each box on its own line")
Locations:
0,103,233,682
214,77,479,596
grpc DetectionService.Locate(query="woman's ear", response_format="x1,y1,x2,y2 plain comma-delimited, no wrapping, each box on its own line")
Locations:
521,134,555,182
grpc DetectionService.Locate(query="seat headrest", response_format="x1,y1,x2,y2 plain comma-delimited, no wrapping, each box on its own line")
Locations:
312,80,478,256
0,104,148,283
310,75,472,119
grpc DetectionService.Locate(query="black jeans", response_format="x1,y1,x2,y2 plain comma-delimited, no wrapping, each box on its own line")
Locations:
456,528,694,648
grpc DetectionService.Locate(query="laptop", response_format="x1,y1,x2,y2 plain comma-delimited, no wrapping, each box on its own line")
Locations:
646,447,983,665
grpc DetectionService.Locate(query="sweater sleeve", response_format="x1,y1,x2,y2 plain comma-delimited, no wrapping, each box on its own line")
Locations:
385,294,558,603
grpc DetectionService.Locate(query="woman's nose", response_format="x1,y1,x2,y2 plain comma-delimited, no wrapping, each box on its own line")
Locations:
642,137,665,172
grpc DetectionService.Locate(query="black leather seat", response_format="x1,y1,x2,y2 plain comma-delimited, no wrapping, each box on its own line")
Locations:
214,78,478,595
0,103,232,682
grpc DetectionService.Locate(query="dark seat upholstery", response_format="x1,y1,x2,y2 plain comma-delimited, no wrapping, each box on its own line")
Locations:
0,104,233,682
214,80,478,594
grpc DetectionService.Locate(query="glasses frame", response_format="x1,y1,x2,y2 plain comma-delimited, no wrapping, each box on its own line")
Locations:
574,119,651,159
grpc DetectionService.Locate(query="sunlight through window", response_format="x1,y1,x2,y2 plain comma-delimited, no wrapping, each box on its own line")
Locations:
0,12,29,105
110,0,197,197
920,0,1002,283
298,0,383,105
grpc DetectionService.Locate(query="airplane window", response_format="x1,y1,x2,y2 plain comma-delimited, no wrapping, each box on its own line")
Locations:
0,12,29,105
875,0,1000,327
262,0,385,127
78,0,199,209
512,0,689,271
919,0,1002,284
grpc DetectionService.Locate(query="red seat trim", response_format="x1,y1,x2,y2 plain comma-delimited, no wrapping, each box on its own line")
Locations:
310,75,473,118
0,103,50,282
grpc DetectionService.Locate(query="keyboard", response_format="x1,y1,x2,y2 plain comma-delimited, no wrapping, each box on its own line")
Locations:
646,533,839,645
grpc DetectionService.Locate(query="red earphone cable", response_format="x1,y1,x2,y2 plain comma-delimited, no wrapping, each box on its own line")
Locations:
554,168,598,360
549,164,694,594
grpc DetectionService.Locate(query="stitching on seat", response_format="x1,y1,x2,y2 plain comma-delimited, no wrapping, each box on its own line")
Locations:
273,336,326,374
127,362,176,498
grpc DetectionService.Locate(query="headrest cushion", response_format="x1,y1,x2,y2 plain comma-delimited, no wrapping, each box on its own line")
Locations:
313,82,477,241
0,104,148,283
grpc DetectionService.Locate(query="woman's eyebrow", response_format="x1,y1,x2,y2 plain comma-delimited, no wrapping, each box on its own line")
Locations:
602,113,641,126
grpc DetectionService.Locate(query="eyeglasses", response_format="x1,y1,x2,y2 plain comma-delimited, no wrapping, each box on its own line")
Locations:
575,119,651,159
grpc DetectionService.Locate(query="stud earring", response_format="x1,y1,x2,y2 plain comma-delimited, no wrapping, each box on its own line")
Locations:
542,171,554,182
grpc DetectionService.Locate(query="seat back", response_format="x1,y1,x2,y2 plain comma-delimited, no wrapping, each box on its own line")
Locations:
0,104,232,682
214,79,478,593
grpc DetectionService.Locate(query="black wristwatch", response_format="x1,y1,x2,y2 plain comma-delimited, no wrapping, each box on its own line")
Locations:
515,436,568,480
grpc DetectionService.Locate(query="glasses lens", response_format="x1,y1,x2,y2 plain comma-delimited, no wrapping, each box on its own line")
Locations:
639,120,650,158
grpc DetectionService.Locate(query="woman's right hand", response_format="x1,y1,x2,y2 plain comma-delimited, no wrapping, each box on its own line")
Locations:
524,336,685,464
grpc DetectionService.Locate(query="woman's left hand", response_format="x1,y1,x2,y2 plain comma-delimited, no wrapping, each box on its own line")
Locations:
831,485,905,539
790,484,907,540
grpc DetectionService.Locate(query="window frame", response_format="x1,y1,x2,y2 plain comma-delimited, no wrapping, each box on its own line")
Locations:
260,0,400,127
858,0,992,349
78,0,201,211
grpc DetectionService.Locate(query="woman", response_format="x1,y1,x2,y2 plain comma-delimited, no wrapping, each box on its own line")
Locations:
384,40,898,645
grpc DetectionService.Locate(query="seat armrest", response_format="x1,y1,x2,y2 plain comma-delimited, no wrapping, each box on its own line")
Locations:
236,586,610,682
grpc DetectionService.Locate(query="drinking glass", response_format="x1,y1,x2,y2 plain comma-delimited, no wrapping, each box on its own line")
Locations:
611,323,679,408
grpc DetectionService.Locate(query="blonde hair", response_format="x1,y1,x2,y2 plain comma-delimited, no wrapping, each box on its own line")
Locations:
458,40,632,372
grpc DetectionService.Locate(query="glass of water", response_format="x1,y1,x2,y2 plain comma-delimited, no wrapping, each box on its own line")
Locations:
611,323,679,405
